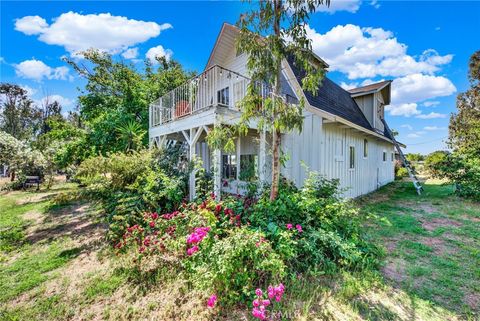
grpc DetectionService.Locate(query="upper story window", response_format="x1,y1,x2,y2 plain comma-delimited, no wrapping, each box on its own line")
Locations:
349,146,355,169
391,152,394,162
383,151,387,162
363,139,368,158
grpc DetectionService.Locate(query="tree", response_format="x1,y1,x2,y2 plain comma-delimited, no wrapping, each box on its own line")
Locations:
406,153,424,162
424,150,449,176
236,0,330,200
0,83,41,140
449,50,480,158
64,49,193,156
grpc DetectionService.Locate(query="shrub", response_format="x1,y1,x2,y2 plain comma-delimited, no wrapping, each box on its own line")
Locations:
74,148,189,240
395,167,409,180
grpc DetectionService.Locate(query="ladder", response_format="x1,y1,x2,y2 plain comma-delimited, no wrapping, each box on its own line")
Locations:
382,119,423,195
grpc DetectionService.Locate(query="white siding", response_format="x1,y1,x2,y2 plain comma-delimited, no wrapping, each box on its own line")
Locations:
282,113,395,198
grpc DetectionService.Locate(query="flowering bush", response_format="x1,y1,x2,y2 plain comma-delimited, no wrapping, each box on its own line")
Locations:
251,284,285,320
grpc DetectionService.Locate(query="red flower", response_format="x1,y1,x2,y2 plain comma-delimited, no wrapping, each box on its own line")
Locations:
149,221,155,228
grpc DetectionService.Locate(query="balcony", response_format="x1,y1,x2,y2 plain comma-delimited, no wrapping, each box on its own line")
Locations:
150,65,251,127
149,65,299,128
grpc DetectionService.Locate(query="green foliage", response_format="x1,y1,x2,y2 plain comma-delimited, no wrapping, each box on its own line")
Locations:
63,50,193,158
234,0,329,200
74,148,189,240
424,150,449,176
0,83,42,141
0,130,47,183
406,153,424,162
246,173,379,273
395,167,409,180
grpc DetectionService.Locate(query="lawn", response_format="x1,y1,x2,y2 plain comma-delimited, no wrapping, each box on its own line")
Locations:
0,180,478,320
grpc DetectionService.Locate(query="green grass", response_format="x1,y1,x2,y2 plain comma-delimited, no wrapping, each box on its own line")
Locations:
0,184,81,304
84,271,126,301
363,181,480,318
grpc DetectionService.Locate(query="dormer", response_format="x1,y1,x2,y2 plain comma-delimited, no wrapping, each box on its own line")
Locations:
348,80,392,133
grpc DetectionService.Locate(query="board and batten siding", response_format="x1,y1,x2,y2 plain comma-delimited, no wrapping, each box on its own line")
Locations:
282,113,395,198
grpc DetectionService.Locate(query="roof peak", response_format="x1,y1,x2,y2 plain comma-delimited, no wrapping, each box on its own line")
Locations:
347,80,392,95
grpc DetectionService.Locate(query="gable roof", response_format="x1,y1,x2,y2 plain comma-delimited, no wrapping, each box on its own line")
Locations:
347,80,392,95
287,56,374,132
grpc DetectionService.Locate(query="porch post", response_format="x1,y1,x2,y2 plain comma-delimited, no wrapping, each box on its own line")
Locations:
213,149,222,201
236,137,241,181
259,129,266,183
189,131,196,201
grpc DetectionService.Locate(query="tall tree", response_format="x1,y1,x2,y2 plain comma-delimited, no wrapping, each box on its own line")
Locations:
449,50,480,158
0,83,41,140
64,49,193,155
237,0,330,200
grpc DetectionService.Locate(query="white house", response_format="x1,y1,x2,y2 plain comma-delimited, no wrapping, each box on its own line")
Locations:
149,23,398,199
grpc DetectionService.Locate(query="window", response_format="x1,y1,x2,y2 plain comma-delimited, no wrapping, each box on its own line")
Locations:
363,139,368,158
222,154,237,179
349,146,355,169
391,152,394,162
217,87,229,106
335,138,344,161
383,151,387,162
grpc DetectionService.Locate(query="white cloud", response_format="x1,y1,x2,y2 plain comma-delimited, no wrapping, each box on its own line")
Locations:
407,133,421,138
401,124,413,131
121,47,139,59
391,73,456,105
370,0,380,9
386,103,421,117
416,112,447,119
146,45,173,64
15,12,172,55
424,126,446,131
306,24,453,79
316,0,361,13
423,100,440,107
14,15,48,35
14,59,70,81
20,85,38,97
38,94,74,108
435,27,441,31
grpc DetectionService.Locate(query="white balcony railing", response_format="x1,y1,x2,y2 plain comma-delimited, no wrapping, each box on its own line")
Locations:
149,65,299,127
150,65,250,126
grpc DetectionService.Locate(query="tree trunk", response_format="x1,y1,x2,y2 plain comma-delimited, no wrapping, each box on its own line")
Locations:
270,0,283,201
270,129,282,200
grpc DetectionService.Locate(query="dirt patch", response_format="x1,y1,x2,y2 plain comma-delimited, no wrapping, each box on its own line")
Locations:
419,237,452,255
464,292,480,311
421,218,462,231
382,258,406,283
15,192,56,205
462,214,480,223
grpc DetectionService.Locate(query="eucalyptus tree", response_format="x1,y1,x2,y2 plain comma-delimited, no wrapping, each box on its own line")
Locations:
236,0,330,200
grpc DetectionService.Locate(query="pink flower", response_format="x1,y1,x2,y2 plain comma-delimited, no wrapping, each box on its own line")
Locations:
252,307,266,320
286,223,293,229
255,288,263,297
187,245,199,256
253,299,260,307
296,224,303,233
149,221,155,228
262,299,270,307
267,286,275,299
207,294,217,308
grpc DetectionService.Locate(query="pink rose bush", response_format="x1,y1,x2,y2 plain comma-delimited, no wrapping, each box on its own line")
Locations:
251,284,285,320
186,226,210,256
207,294,217,308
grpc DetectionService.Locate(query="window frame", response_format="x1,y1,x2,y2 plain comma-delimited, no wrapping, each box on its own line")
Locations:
383,150,387,162
349,145,356,170
363,139,368,159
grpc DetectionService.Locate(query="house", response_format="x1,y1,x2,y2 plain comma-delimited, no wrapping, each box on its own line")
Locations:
149,23,397,200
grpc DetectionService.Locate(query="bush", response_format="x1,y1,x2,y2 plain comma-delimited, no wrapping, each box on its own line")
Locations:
115,172,379,310
74,148,189,240
395,167,409,180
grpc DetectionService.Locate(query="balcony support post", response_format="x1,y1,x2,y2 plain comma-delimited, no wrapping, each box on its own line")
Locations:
188,126,205,201
213,148,222,201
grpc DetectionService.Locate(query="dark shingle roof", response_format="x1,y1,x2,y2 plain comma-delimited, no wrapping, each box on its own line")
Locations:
287,57,374,132
348,80,392,95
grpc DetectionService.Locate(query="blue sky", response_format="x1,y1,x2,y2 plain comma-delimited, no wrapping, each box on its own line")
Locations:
1,1,479,154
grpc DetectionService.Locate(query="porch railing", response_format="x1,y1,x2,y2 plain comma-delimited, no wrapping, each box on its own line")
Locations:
149,65,299,127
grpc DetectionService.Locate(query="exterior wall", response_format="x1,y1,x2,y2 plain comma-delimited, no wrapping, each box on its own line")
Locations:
353,94,374,127
282,112,395,198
